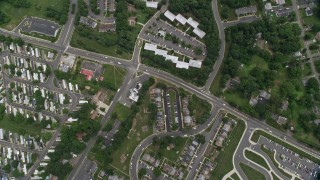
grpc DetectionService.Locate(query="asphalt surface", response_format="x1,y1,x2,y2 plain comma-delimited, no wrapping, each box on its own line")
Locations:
163,87,183,131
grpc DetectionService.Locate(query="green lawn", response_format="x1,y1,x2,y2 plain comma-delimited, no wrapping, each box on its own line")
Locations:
0,117,41,136
71,29,132,60
230,173,241,180
239,163,266,180
109,91,154,174
102,64,127,90
271,172,281,180
113,103,133,122
251,130,320,164
261,145,292,179
302,62,312,76
244,150,270,170
0,0,64,30
148,137,188,162
300,9,320,29
224,92,248,108
211,120,246,178
240,55,268,77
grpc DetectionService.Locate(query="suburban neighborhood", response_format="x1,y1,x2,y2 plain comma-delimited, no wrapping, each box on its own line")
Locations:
0,0,319,180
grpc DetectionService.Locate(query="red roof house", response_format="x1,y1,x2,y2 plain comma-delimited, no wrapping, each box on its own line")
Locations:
80,68,94,80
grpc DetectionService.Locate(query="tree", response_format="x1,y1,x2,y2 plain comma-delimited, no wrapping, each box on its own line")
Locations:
195,134,206,144
153,168,161,177
138,168,147,178
194,47,203,56
306,77,319,94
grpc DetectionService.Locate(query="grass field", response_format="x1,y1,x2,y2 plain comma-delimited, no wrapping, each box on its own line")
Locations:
230,173,241,180
240,55,269,77
271,172,281,180
240,162,266,180
109,91,154,174
251,130,320,164
0,117,41,136
0,0,64,30
71,29,132,60
261,145,292,178
148,137,189,162
71,21,144,60
113,103,133,122
244,150,270,170
211,120,246,178
102,64,127,90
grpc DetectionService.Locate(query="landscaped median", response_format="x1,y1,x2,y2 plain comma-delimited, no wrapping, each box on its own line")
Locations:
240,162,266,180
251,130,320,164
244,149,270,171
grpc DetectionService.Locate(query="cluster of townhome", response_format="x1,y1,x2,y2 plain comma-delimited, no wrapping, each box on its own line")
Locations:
0,129,45,151
181,97,194,127
0,129,44,176
180,140,200,168
141,153,161,169
80,16,116,32
162,162,185,179
215,120,235,147
9,81,69,114
144,43,202,69
196,159,216,180
3,55,48,83
79,0,117,32
3,43,55,61
164,10,206,39
150,88,166,131
5,104,57,127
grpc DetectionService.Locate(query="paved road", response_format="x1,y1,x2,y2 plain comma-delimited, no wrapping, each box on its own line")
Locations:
67,70,135,180
202,0,224,92
186,110,222,180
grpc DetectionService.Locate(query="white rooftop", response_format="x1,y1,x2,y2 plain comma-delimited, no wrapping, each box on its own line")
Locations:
155,49,168,56
265,3,272,10
176,14,187,25
276,0,285,5
146,1,158,8
188,60,202,68
164,10,176,21
176,61,189,69
144,43,157,51
187,17,199,28
165,55,179,63
193,28,206,39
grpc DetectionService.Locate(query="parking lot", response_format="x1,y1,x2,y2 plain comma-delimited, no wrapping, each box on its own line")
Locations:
139,18,206,60
259,136,320,179
18,17,61,38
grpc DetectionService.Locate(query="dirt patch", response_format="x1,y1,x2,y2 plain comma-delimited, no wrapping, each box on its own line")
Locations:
120,154,127,163
142,125,148,132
